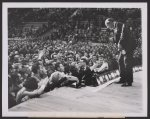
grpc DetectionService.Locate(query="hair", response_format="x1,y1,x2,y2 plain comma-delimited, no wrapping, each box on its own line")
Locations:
81,58,88,65
23,77,38,90
31,62,40,74
47,69,54,78
10,73,19,85
89,59,94,66
105,18,115,26
55,62,61,71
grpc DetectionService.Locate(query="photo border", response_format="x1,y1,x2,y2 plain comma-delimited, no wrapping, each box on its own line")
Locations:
1,1,149,118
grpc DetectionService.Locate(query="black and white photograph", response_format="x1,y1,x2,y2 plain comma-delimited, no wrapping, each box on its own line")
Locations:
2,2,147,118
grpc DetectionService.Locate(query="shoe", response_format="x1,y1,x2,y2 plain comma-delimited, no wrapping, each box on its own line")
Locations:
121,83,132,87
92,83,99,87
81,84,86,87
76,84,82,88
76,86,82,89
115,81,125,84
127,83,132,86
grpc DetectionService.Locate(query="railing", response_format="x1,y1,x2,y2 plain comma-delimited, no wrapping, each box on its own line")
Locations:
95,66,142,85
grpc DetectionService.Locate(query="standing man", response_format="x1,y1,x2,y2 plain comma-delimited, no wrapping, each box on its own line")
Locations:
105,18,136,87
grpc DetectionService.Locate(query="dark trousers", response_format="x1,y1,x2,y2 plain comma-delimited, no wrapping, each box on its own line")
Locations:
118,51,133,84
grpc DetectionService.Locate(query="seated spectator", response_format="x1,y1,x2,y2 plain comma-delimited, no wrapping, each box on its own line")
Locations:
16,77,39,103
92,56,109,73
77,58,97,88
38,59,47,79
31,62,41,82
16,62,79,102
10,73,23,95
50,62,79,87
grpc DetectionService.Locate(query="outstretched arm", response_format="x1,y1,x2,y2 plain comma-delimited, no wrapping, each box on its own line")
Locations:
23,84,46,97
16,87,26,103
96,62,109,72
66,75,79,83
90,63,99,71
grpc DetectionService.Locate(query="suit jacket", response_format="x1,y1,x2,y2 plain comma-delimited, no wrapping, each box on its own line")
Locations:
78,66,93,85
114,22,136,53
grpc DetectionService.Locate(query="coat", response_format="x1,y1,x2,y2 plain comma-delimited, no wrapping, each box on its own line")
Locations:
114,22,136,53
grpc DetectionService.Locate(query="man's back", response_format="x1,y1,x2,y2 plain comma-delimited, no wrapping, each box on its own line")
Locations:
115,22,136,52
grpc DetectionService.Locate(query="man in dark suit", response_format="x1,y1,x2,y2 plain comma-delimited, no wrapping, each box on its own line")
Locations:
77,58,97,88
105,18,136,87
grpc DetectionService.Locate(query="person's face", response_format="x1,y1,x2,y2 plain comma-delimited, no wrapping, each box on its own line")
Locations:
59,64,64,72
38,60,43,65
18,73,23,81
24,73,29,78
68,57,74,64
53,55,57,60
29,60,33,65
92,56,97,62
89,60,93,66
45,59,49,64
97,57,104,64
84,52,88,57
61,57,64,62
79,60,85,67
106,22,114,30
45,51,49,55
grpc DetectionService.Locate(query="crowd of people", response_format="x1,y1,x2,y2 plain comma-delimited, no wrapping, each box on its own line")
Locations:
8,35,142,108
8,39,117,108
9,8,141,42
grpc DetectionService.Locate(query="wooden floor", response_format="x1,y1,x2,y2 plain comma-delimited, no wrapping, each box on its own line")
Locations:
10,71,143,113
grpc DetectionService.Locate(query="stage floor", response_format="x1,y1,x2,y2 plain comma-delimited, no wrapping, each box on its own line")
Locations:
10,71,143,113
